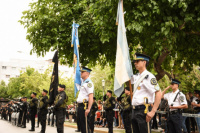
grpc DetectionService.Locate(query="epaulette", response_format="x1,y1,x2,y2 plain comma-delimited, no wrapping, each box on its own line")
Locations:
85,81,89,83
145,75,149,79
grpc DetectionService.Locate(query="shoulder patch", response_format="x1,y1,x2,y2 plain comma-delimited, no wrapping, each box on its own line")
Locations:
154,84,160,91
179,95,184,102
150,78,157,85
87,83,92,88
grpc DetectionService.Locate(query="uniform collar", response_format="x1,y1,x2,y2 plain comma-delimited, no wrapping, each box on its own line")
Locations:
83,77,90,83
139,69,148,76
173,89,179,94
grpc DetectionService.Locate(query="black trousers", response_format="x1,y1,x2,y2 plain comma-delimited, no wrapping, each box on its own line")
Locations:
152,113,158,129
167,113,182,133
55,108,65,133
77,105,90,133
18,111,23,125
132,108,151,133
106,110,114,133
185,117,191,133
123,111,132,133
40,110,47,133
76,113,81,131
22,111,27,127
30,111,37,130
37,111,41,126
89,114,95,133
9,113,11,122
190,117,196,132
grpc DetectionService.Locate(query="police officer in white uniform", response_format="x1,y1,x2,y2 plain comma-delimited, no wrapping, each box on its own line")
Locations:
131,53,162,133
76,66,94,133
162,79,188,133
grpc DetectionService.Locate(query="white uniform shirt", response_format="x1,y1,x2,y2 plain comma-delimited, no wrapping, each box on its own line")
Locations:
164,89,187,111
192,96,198,109
76,78,94,103
131,70,160,106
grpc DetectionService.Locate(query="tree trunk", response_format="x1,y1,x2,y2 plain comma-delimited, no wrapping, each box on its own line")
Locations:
154,49,171,81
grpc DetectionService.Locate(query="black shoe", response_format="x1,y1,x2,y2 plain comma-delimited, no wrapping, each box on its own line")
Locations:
36,126,39,128
75,130,81,132
21,126,26,128
51,125,54,127
29,129,35,131
17,124,22,127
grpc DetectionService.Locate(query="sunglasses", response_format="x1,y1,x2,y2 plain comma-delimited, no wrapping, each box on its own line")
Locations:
134,60,144,63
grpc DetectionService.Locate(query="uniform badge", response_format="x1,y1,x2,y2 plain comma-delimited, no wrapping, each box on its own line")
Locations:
137,86,141,90
179,96,184,102
87,83,92,88
150,78,157,85
154,84,160,91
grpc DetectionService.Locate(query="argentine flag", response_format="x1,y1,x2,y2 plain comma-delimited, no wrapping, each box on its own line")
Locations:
71,22,81,97
114,0,133,97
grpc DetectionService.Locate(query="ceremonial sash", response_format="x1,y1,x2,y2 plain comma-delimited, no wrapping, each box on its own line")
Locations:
133,72,148,98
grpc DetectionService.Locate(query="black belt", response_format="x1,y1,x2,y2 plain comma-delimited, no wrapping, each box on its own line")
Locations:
78,103,88,107
169,110,182,115
132,105,146,110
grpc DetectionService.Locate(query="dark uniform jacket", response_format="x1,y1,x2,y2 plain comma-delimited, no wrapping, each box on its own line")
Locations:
39,96,48,112
121,95,131,112
104,96,115,111
29,98,38,113
90,102,98,116
54,91,68,109
22,101,28,113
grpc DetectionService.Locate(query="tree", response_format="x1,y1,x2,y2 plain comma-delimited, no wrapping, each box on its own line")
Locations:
19,0,200,81
0,80,9,98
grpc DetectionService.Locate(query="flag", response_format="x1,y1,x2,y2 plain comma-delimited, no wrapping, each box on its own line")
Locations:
71,22,81,97
48,51,59,105
114,0,133,97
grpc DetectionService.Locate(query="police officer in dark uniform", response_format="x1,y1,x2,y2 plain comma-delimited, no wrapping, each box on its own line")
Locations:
103,90,115,133
38,89,49,133
21,97,28,128
121,87,132,133
17,98,24,127
29,92,38,131
8,102,13,122
89,97,98,133
54,84,68,133
162,79,188,133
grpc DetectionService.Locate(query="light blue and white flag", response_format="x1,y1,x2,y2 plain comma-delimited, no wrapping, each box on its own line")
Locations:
71,22,81,97
114,0,133,97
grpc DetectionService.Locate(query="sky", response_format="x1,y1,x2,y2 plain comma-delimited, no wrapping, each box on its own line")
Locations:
0,0,54,61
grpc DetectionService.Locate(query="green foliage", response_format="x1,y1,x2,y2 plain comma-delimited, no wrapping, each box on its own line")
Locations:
19,0,200,81
0,80,9,98
7,67,50,99
90,64,114,100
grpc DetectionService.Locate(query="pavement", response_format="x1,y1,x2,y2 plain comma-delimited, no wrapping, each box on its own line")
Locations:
0,119,164,133
0,119,76,133
0,119,125,133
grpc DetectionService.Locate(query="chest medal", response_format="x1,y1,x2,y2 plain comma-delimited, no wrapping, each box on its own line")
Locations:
137,86,141,90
